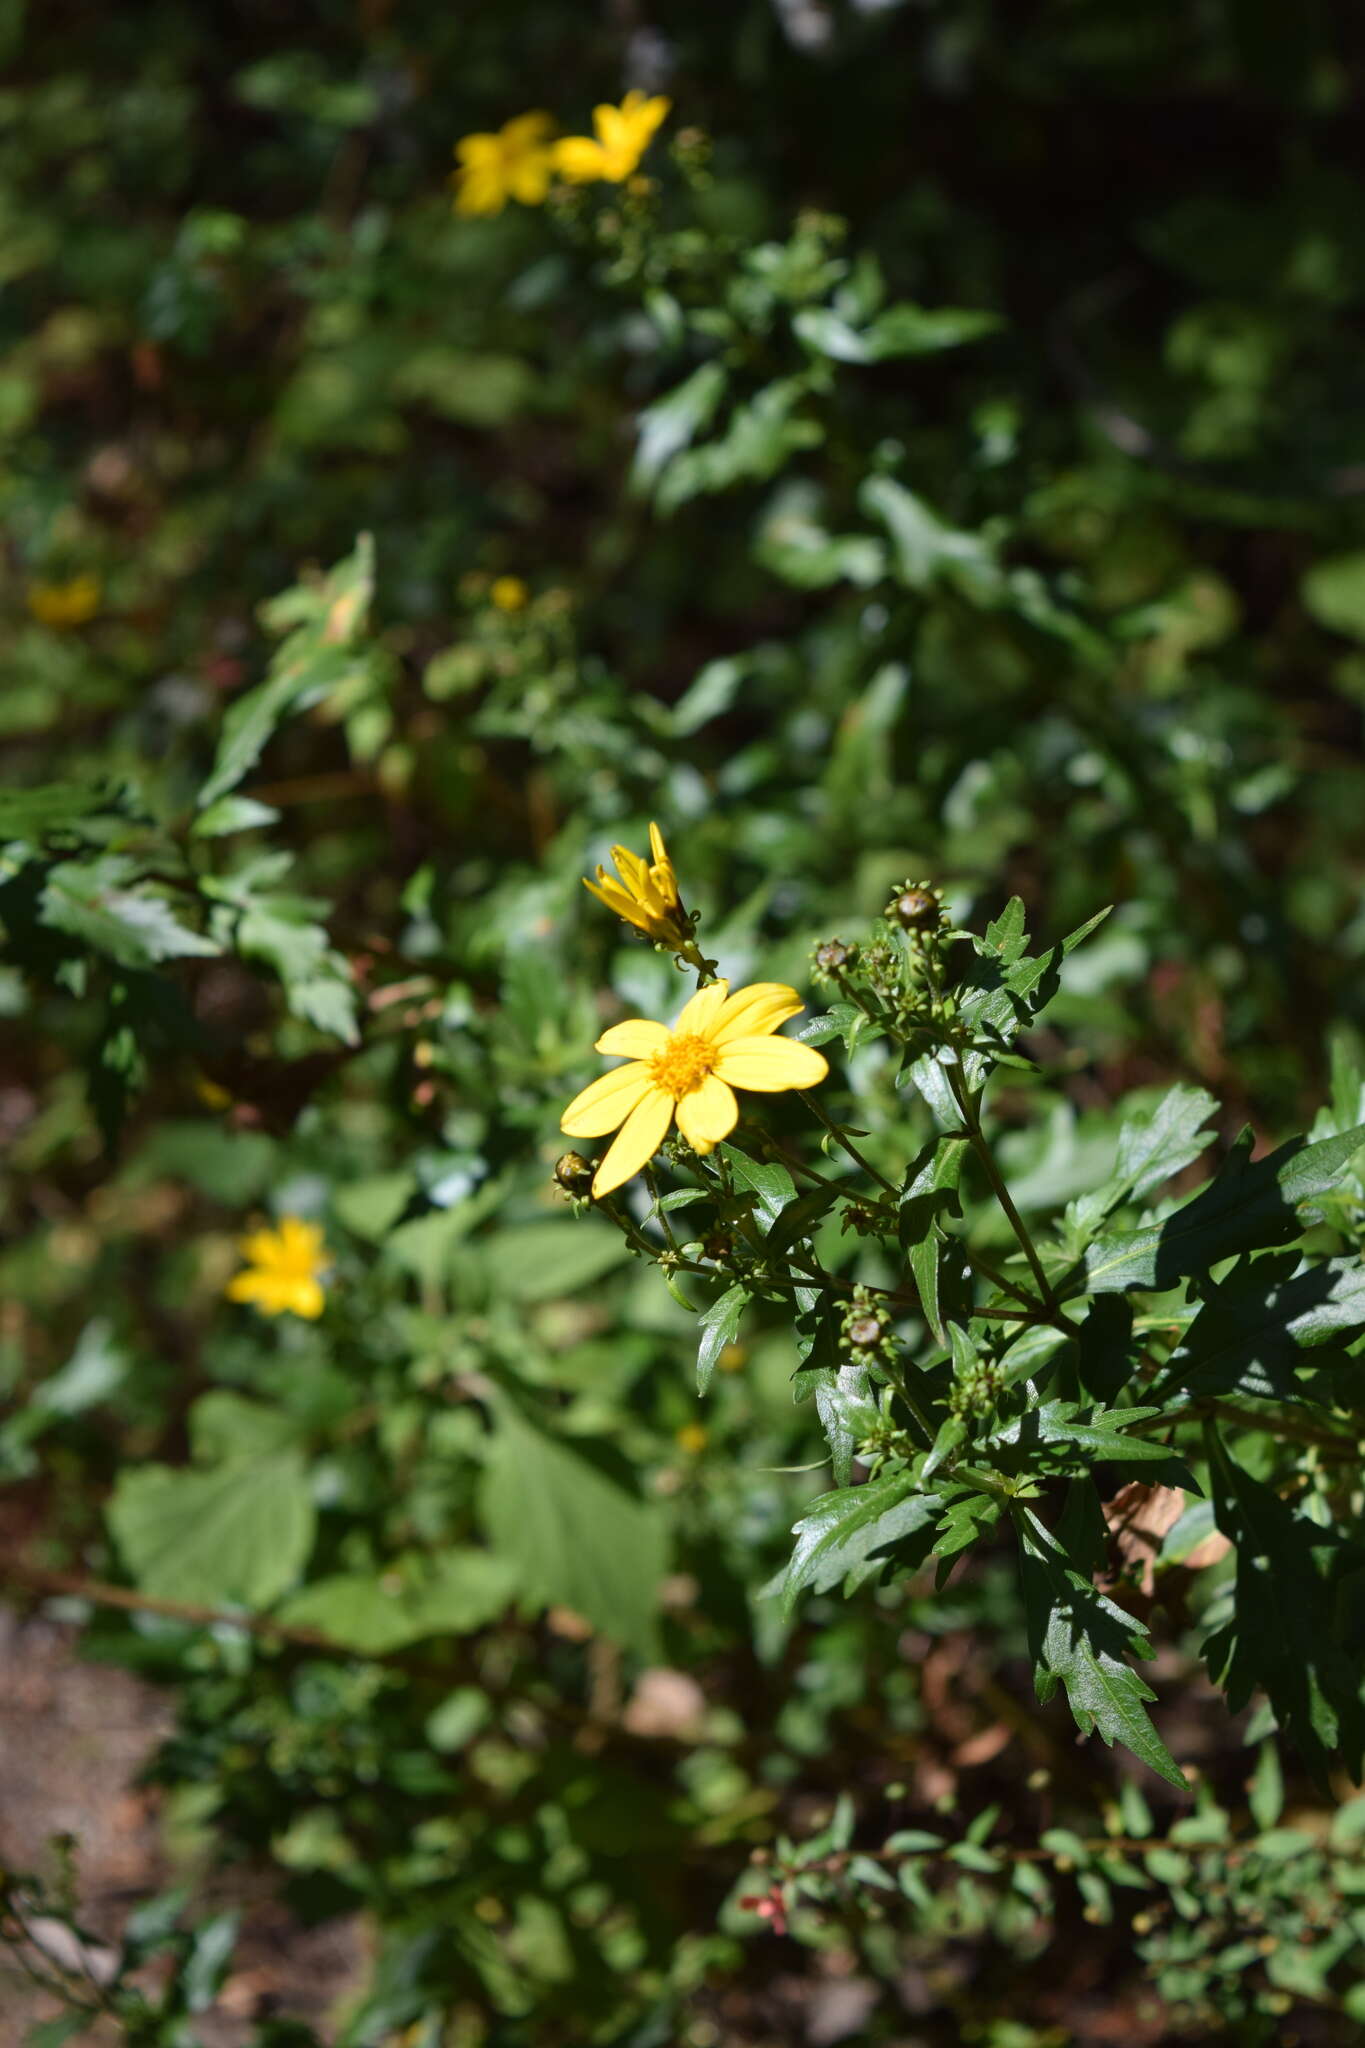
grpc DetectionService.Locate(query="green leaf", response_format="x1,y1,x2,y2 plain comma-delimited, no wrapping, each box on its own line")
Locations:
191,794,281,837
478,1221,630,1303
697,1282,750,1394
188,1391,303,1462
1115,1084,1220,1204
778,1470,944,1615
983,896,1029,964
1156,1254,1365,1401
983,1399,1191,1480
198,535,376,806
0,782,112,843
717,1145,797,1230
277,1550,518,1652
1085,1123,1365,1293
1302,550,1365,642
658,378,823,512
1248,1741,1284,1831
632,360,727,491
862,303,1002,358
1202,1430,1364,1785
108,1452,315,1608
813,1362,876,1486
1016,1506,1186,1788
478,1402,669,1657
859,474,1001,596
41,856,219,969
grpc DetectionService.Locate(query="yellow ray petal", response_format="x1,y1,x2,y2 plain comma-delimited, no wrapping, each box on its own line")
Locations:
595,1018,671,1058
554,135,608,181
713,1035,830,1092
561,1061,654,1137
591,1086,675,1197
674,1074,739,1154
226,1269,269,1305
289,1278,326,1320
582,875,653,932
673,979,729,1037
711,982,804,1044
648,821,669,866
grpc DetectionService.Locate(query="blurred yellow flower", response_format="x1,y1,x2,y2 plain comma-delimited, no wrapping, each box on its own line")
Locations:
490,574,529,612
227,1217,328,1320
452,111,557,217
27,573,101,629
561,978,829,1198
555,91,671,185
675,1422,709,1456
583,822,688,946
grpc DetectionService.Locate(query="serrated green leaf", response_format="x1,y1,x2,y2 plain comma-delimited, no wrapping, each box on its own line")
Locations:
1201,1430,1364,1786
1017,1506,1185,1788
1156,1254,1365,1402
1086,1123,1365,1293
41,856,219,969
778,1470,944,1615
697,1282,750,1394
717,1144,796,1230
632,359,727,491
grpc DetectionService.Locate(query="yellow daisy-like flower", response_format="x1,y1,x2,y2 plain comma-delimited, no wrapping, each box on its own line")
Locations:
226,1217,328,1320
554,91,671,185
452,111,558,218
490,574,529,612
583,821,689,948
561,978,829,1198
27,573,101,629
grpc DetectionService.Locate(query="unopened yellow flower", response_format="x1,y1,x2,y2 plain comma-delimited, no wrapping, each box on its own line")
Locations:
27,574,101,629
490,575,529,612
554,91,671,185
226,1217,328,1320
583,822,688,947
452,111,557,217
561,978,829,1198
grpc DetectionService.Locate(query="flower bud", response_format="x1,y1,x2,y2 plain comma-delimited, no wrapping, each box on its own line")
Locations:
554,1151,595,1196
815,938,856,974
888,886,939,932
846,1315,883,1350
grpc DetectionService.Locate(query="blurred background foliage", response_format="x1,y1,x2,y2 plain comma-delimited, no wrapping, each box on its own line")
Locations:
5,1,1365,2043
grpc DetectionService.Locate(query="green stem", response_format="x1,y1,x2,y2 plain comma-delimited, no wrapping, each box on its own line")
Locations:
946,1066,1060,1314
801,1090,898,1198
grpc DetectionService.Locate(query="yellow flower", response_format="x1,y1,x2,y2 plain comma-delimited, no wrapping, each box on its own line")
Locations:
583,821,689,947
554,91,671,185
452,111,557,218
27,574,101,629
675,1422,709,1456
226,1217,328,1320
561,978,829,1198
490,574,529,612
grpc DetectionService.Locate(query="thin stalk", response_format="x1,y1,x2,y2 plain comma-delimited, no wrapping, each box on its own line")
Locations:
801,1090,898,1198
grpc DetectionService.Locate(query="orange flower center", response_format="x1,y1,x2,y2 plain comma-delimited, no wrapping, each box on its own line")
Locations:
651,1032,716,1098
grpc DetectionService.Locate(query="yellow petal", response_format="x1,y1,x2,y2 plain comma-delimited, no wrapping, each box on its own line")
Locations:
504,111,555,147
509,155,554,205
583,875,653,932
554,136,608,181
714,1035,830,1092
561,1061,653,1137
596,1018,670,1058
609,844,650,899
227,1269,268,1305
288,1278,326,1320
591,1086,674,1197
279,1217,323,1261
674,1075,738,1153
238,1228,281,1266
648,821,669,867
673,979,729,1038
711,982,803,1044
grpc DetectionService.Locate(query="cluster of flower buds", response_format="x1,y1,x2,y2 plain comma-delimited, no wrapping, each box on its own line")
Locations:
839,1285,896,1369
947,1348,1005,1422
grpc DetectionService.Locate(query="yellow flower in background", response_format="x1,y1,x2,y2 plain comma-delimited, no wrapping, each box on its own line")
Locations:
226,1217,328,1320
27,573,101,629
452,111,557,217
561,978,829,1198
490,575,529,612
555,91,671,185
583,821,688,947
